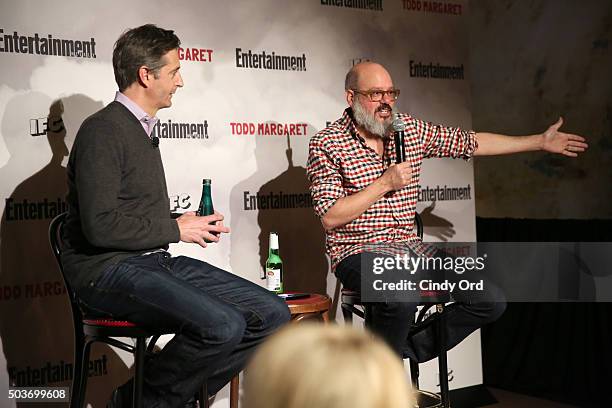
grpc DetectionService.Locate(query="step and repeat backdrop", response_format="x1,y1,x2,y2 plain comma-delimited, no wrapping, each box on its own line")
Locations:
1,0,478,406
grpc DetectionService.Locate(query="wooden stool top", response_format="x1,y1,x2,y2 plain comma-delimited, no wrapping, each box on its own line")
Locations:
285,293,331,316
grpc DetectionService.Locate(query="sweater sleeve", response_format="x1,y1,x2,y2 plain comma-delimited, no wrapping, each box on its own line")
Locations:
73,118,180,250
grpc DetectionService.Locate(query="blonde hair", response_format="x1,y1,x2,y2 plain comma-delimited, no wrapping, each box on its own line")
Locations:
244,324,414,408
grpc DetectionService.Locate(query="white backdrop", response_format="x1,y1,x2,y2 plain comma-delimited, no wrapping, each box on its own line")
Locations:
0,1,479,406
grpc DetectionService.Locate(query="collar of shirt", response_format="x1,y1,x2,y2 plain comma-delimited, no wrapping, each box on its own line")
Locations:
114,91,159,138
342,108,362,142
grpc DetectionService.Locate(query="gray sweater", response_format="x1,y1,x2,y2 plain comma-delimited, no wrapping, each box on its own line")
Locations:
61,101,180,290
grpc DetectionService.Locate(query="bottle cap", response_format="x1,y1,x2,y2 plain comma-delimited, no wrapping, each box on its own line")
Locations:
202,179,211,185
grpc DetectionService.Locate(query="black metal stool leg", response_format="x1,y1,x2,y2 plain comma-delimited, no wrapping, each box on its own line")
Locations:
436,304,450,408
70,334,85,408
409,359,420,389
363,304,373,328
199,382,209,408
146,335,160,354
78,339,93,408
341,304,354,323
133,337,146,408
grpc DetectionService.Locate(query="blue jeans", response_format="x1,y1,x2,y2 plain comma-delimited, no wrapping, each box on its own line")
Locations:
336,252,506,363
77,251,290,408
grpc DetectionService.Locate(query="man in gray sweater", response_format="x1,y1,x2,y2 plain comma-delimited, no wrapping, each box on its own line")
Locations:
62,24,290,408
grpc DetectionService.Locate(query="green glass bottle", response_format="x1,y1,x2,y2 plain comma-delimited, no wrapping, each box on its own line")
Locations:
265,232,283,293
197,179,214,216
197,179,216,243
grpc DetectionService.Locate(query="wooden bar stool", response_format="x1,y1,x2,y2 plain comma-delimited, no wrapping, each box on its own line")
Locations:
285,293,331,323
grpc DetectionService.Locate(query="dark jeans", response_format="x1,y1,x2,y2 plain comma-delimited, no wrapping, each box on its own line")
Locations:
336,252,506,363
77,251,291,408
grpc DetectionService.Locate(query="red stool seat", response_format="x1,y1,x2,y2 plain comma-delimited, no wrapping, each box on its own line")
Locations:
83,318,137,327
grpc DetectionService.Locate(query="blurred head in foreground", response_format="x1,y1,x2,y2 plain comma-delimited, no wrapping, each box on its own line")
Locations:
244,324,414,408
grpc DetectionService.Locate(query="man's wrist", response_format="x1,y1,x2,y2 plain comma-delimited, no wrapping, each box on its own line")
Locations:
375,174,392,195
535,133,545,151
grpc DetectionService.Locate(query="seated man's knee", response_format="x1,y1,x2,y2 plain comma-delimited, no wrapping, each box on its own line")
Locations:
195,310,247,346
262,296,291,330
489,300,506,323
220,318,247,345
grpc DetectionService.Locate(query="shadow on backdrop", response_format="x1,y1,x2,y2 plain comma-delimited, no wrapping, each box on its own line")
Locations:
230,123,328,296
419,201,456,242
0,94,128,407
257,130,328,295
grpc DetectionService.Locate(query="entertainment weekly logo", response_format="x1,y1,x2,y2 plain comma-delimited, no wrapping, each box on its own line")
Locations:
235,48,307,71
409,60,465,80
418,184,472,201
4,197,68,222
243,190,313,211
151,119,209,140
0,28,97,58
8,355,109,386
320,0,384,12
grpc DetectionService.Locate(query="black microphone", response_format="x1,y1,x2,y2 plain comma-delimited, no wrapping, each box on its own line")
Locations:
392,116,405,164
151,136,159,148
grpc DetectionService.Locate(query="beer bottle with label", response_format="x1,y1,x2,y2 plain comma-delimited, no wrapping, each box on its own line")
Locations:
197,179,216,242
265,232,283,293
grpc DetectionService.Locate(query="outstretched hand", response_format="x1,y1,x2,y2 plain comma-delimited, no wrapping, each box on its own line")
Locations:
542,117,588,157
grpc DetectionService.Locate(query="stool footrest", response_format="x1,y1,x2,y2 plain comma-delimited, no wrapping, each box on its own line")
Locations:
341,304,365,320
414,389,444,408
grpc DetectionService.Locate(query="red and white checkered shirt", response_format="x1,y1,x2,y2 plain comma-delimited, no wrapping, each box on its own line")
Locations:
307,108,477,271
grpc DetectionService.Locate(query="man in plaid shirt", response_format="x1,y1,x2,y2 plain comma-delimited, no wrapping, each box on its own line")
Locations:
307,62,587,361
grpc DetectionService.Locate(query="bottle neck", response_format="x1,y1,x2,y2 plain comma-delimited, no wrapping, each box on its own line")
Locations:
268,233,279,256
203,184,212,197
198,182,214,216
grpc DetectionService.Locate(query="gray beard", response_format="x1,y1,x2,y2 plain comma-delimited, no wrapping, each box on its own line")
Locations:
352,99,395,138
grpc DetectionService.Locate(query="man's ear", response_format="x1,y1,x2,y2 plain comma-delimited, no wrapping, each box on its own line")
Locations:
137,66,150,87
346,90,354,107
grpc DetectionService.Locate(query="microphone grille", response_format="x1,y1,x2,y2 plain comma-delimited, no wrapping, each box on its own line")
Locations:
392,116,405,132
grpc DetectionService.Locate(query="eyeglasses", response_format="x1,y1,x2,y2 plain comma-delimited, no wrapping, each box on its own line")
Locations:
352,89,400,102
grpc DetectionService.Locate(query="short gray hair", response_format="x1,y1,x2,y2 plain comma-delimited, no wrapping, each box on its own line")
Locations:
344,65,359,91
